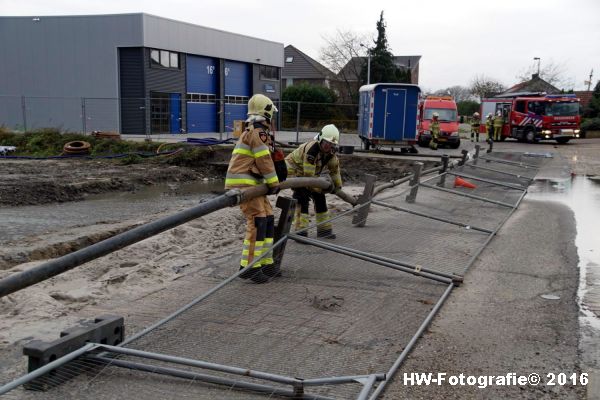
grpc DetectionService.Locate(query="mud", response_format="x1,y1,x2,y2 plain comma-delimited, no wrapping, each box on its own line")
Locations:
0,151,436,207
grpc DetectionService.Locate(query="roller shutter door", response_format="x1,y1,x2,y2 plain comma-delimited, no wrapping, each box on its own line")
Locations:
186,55,218,133
224,61,251,132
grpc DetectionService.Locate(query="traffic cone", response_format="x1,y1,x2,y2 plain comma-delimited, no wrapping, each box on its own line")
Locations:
454,176,477,189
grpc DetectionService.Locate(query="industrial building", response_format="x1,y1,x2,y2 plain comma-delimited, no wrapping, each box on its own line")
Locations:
0,13,284,134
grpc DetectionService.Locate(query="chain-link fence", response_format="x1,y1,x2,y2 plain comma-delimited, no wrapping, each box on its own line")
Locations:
0,96,358,137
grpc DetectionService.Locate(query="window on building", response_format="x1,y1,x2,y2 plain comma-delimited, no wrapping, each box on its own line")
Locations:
260,65,279,81
225,95,249,104
150,49,180,69
285,56,294,63
150,92,170,134
186,93,217,104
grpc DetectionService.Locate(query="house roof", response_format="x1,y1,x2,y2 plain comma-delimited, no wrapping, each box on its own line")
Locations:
501,74,560,96
337,55,421,81
282,45,336,80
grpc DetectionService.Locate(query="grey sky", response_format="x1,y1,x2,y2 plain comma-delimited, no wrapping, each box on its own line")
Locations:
2,0,599,92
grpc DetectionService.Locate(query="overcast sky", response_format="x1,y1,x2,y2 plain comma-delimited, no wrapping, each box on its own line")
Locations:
2,0,599,92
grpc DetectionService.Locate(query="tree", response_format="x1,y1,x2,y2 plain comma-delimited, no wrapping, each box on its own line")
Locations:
516,60,575,91
434,85,472,103
469,75,506,100
320,29,369,103
584,80,600,118
360,11,411,85
457,100,480,116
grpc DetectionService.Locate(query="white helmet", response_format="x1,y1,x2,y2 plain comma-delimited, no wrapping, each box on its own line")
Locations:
487,113,493,118
496,111,502,116
247,94,278,123
473,112,480,117
318,124,340,145
432,112,439,118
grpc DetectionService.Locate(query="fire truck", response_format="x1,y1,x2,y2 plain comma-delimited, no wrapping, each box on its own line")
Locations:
480,93,581,144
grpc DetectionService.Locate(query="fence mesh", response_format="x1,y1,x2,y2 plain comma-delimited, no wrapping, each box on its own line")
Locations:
0,151,548,399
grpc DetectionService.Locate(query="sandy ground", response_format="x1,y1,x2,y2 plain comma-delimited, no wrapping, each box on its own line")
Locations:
1,139,599,398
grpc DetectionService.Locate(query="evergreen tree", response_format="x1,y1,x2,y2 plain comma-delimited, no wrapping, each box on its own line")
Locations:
585,80,600,118
360,11,411,85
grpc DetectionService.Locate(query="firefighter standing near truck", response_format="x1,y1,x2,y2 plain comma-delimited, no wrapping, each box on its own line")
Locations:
225,94,284,283
470,112,480,142
493,111,504,141
285,124,343,239
485,113,494,141
429,112,440,150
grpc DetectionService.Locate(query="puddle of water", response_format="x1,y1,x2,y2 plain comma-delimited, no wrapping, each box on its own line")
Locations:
0,180,225,244
528,175,600,370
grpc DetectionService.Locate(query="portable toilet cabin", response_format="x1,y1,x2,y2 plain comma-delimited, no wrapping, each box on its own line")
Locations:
358,83,421,150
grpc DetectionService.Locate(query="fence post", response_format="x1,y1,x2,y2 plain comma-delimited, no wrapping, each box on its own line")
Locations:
459,149,468,166
81,98,87,134
273,196,297,269
486,137,494,153
21,96,27,131
295,101,301,144
473,145,480,165
352,173,377,227
405,162,423,203
437,154,449,187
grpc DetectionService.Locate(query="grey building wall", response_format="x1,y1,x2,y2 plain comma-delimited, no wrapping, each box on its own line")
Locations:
0,13,284,133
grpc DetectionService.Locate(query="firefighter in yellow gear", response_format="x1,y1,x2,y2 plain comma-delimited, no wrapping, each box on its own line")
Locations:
470,112,480,142
493,111,504,141
485,113,494,141
225,94,282,283
429,112,440,150
285,124,343,239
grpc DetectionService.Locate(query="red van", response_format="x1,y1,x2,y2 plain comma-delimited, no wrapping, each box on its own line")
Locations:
417,96,460,149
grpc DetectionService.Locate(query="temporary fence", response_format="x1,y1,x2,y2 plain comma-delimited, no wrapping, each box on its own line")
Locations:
0,146,548,399
0,96,358,138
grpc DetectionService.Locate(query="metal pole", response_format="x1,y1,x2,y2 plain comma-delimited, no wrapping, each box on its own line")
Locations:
0,343,97,395
92,356,335,400
420,182,515,208
289,234,453,284
367,52,371,85
352,174,376,226
0,178,332,298
368,283,454,400
479,155,538,169
295,101,301,144
459,149,468,166
405,162,423,203
21,95,27,131
81,97,86,134
372,199,493,234
463,163,531,180
438,154,449,187
302,374,386,386
474,144,480,164
446,171,526,191
96,344,301,386
357,374,377,400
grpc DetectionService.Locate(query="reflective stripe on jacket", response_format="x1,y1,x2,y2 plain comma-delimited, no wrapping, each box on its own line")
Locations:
285,140,342,189
224,124,279,189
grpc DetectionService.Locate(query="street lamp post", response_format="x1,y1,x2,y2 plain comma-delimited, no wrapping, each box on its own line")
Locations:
533,57,541,76
360,43,371,85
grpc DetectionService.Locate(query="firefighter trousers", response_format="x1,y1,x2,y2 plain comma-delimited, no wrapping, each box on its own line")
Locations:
239,196,275,274
292,188,334,237
471,128,479,142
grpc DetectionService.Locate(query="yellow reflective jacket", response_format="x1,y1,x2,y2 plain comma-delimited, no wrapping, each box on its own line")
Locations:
285,140,342,189
224,123,279,189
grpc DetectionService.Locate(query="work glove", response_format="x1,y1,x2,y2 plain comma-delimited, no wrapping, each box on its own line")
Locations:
266,186,280,195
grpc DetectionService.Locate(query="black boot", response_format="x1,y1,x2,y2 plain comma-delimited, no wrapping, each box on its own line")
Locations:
262,263,282,278
317,229,336,239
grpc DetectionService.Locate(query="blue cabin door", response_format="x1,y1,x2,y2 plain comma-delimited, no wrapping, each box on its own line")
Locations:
383,89,407,139
170,93,181,134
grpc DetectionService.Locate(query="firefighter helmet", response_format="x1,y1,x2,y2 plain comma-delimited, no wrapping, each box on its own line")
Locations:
496,111,502,116
318,124,340,145
487,113,493,118
432,112,439,118
247,94,278,122
473,112,480,117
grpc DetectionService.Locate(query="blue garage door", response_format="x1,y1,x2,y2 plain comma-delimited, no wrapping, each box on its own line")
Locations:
186,55,218,133
224,61,251,133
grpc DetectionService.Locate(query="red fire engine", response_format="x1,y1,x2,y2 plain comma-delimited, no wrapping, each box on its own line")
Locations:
480,93,581,144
